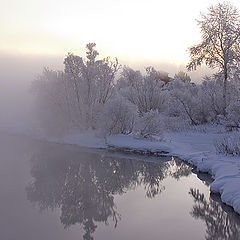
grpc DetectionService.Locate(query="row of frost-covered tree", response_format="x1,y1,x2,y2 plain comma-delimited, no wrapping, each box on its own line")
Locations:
32,2,240,138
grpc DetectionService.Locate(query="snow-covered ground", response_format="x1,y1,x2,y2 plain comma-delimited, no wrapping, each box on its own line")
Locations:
1,124,240,215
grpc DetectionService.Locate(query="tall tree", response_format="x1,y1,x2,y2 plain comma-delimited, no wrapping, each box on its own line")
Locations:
187,2,240,114
63,43,120,128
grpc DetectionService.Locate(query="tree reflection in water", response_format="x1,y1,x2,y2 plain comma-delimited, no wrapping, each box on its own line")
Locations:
189,188,240,240
26,144,192,240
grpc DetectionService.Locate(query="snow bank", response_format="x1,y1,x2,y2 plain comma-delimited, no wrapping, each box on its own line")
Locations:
163,131,240,215
2,126,240,215
50,129,240,215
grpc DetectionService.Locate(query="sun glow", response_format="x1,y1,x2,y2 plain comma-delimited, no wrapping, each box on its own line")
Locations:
1,0,240,64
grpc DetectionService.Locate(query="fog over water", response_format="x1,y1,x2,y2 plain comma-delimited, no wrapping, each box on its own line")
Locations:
0,53,62,131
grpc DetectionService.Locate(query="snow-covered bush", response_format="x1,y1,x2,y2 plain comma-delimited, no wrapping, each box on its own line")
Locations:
136,110,162,138
214,134,240,155
167,80,208,125
98,97,137,136
32,43,120,133
63,44,120,129
226,100,240,129
199,78,225,122
118,66,168,114
200,73,240,122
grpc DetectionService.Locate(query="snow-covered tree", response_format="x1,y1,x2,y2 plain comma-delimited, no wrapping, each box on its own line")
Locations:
32,43,120,134
136,110,162,138
64,43,120,128
200,75,226,120
118,66,168,114
187,2,240,113
226,100,240,128
167,80,207,125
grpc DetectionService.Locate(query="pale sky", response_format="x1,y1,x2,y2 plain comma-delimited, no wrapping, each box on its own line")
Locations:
1,0,240,64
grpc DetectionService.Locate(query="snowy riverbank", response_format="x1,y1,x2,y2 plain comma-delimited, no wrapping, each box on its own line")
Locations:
1,124,240,215
45,128,240,215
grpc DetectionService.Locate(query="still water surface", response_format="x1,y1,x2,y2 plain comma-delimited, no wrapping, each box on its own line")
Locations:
0,134,240,240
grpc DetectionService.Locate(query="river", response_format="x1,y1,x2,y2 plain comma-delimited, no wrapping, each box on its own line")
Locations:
0,134,240,240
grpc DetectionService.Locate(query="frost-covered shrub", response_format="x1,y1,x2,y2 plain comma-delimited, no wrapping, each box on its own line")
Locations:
200,74,240,123
167,80,208,125
226,100,240,128
118,66,168,114
32,43,120,134
201,77,227,120
98,97,137,136
199,79,225,122
214,134,240,155
136,110,162,138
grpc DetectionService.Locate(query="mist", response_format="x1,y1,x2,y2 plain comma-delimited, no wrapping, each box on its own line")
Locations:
0,52,63,132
